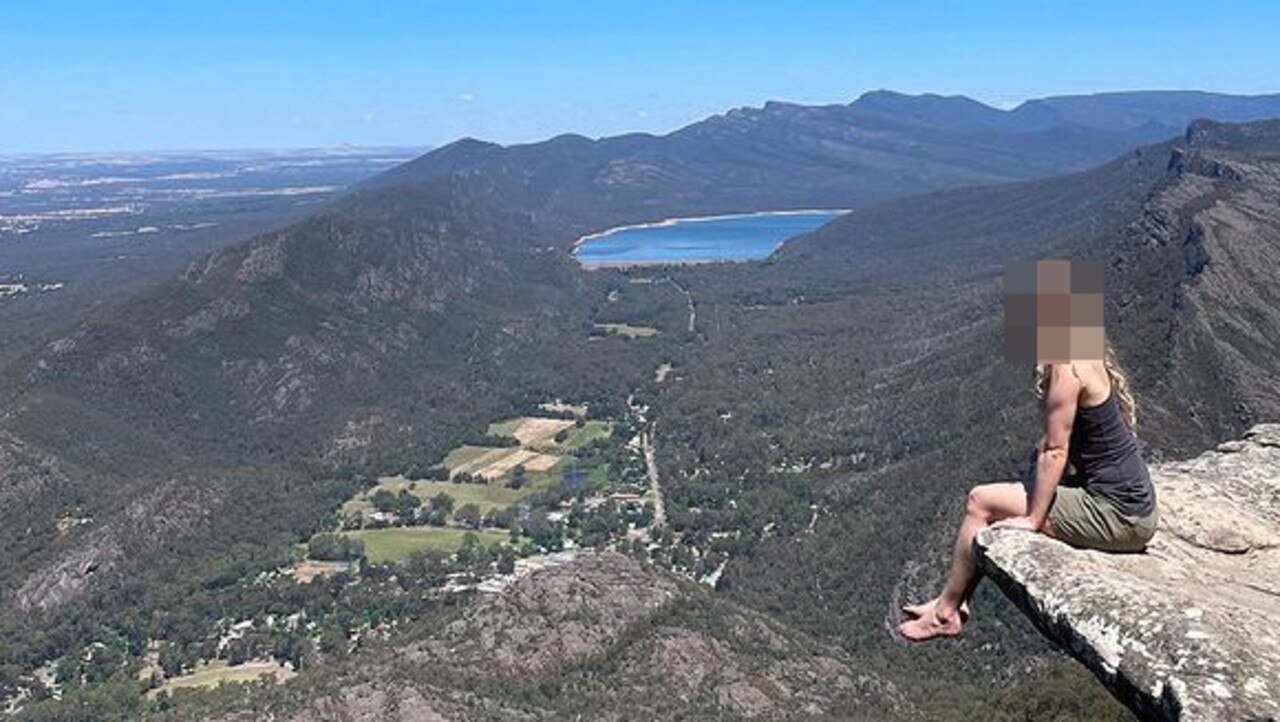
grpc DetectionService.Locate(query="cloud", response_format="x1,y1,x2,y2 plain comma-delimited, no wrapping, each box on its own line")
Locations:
458,93,475,102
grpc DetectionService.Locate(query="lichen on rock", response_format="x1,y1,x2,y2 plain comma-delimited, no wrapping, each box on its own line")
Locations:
976,424,1280,721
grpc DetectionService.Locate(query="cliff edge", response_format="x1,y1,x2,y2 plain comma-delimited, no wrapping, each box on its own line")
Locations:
976,424,1280,721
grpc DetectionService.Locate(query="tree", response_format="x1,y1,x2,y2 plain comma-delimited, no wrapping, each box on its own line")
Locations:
497,548,517,574
226,638,250,666
82,644,122,684
158,643,187,679
318,623,348,657
395,490,422,519
308,533,364,562
523,509,562,551
507,464,528,489
430,492,455,515
629,538,648,558
482,508,501,528
455,503,482,529
273,633,310,670
370,489,399,514
456,533,491,569
54,650,80,686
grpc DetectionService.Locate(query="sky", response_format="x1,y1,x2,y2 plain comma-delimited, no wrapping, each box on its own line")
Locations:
3,0,1279,153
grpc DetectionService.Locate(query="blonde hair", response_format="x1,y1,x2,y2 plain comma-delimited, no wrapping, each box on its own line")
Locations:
1033,342,1137,430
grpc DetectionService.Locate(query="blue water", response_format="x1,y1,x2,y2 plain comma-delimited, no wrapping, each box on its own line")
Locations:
574,210,847,266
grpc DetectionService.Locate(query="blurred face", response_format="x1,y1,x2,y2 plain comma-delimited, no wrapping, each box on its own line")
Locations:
1003,259,1104,364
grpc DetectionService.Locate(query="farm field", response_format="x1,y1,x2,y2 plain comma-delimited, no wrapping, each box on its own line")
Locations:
343,476,551,517
442,444,561,480
487,416,574,445
149,660,293,698
486,415,612,451
341,527,511,563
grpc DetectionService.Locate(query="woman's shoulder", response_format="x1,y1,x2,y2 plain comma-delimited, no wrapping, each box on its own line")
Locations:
1061,360,1110,404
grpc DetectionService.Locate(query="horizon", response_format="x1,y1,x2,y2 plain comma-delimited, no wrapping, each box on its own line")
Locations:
5,87,1279,158
5,1,1280,154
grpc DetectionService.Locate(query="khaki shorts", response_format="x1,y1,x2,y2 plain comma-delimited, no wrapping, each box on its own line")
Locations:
1048,486,1159,552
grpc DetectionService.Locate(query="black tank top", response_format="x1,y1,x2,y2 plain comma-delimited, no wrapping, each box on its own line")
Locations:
1067,393,1156,516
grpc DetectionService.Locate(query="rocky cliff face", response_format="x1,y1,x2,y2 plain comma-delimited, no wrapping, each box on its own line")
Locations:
976,424,1280,721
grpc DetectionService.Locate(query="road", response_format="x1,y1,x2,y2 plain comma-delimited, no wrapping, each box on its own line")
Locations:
656,276,696,334
641,425,667,529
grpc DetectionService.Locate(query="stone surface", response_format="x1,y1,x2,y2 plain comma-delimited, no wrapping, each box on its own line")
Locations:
976,424,1280,721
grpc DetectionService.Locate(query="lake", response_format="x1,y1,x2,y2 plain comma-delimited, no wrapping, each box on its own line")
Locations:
573,209,848,267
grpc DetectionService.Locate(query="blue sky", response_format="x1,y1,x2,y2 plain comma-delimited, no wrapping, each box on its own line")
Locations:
3,1,1278,153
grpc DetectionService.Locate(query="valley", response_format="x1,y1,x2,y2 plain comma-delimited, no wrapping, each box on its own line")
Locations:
3,93,1280,720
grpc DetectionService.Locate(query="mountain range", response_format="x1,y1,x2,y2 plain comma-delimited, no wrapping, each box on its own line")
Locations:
3,90,1280,720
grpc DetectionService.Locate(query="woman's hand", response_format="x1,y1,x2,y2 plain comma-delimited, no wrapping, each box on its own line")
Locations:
990,516,1039,531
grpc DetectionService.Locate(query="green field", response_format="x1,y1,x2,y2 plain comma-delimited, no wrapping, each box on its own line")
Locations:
592,323,659,338
485,418,524,437
561,420,612,449
341,527,511,563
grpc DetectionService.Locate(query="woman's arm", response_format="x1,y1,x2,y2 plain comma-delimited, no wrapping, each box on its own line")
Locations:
1025,364,1080,528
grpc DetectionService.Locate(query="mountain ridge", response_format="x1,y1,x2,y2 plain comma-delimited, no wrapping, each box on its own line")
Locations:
369,90,1280,239
4,100,1280,718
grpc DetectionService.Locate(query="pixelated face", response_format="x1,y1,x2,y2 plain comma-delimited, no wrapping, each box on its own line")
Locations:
1003,260,1104,363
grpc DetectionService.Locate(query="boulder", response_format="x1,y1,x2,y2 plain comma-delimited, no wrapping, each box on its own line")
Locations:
976,424,1280,721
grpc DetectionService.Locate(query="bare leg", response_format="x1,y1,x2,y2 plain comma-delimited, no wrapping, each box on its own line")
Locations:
899,482,1027,641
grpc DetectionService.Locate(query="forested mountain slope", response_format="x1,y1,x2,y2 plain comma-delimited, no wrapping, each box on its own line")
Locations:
370,90,1280,235
648,118,1280,711
2,99,1279,718
168,553,911,721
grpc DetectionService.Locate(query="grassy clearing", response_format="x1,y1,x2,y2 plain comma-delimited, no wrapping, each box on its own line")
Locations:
592,323,659,338
342,527,511,563
149,660,293,697
292,559,355,583
442,445,495,469
487,416,575,445
486,418,525,437
560,420,612,449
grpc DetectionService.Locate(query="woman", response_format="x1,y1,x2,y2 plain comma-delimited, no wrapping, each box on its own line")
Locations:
898,343,1158,642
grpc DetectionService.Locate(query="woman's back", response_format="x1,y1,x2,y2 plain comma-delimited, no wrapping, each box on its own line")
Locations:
1064,362,1155,517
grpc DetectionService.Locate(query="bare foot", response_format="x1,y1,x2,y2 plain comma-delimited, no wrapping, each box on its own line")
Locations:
901,598,970,621
897,610,964,642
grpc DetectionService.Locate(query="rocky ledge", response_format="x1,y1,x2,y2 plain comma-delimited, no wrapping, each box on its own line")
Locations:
976,424,1280,721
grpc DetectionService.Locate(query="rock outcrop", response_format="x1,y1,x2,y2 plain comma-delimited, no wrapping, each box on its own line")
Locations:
202,552,908,721
976,424,1280,721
